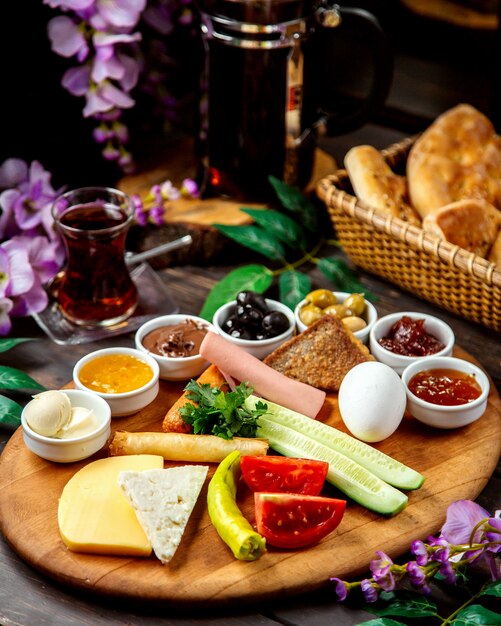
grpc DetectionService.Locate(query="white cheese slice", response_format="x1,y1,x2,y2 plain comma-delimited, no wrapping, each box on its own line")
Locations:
117,465,208,564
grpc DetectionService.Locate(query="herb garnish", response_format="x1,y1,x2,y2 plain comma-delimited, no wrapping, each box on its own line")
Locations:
178,380,268,440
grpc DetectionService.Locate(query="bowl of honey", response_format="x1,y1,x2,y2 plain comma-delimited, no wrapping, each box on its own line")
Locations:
401,356,490,429
73,347,160,416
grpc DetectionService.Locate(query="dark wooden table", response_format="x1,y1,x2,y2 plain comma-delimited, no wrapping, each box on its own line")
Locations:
1,125,500,625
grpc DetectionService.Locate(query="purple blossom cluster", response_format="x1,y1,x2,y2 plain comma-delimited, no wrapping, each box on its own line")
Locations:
331,500,501,604
132,177,199,225
44,0,198,172
0,159,63,335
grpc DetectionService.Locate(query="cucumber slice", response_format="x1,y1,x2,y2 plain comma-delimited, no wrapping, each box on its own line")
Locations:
257,416,407,516
247,395,424,490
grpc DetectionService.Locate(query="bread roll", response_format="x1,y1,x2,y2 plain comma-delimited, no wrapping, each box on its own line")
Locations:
422,198,501,257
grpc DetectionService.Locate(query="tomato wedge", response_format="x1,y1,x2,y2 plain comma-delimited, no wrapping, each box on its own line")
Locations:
240,456,328,496
254,492,346,549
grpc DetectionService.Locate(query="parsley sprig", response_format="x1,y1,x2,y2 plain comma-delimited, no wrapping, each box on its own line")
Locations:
178,380,268,440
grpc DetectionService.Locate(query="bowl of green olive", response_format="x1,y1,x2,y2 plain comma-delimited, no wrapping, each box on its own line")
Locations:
294,290,377,344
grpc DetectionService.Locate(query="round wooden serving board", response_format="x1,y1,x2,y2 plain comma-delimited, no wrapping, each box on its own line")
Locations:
0,346,499,608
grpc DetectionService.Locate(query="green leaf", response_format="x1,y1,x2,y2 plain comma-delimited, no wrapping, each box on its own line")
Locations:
199,264,273,322
0,366,46,392
358,617,406,626
268,176,318,232
0,395,22,427
370,595,437,619
213,224,285,261
278,270,311,310
479,579,501,597
0,338,33,353
240,208,306,249
451,605,501,625
317,256,378,302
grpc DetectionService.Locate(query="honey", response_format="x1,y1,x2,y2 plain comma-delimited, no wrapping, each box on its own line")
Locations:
78,354,153,394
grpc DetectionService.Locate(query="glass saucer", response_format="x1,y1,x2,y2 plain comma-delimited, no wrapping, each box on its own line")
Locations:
32,262,178,345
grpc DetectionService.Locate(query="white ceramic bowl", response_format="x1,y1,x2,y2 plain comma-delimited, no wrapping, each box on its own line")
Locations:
135,314,216,381
369,312,455,375
294,291,378,344
73,347,159,416
401,356,490,429
21,389,111,463
213,298,295,360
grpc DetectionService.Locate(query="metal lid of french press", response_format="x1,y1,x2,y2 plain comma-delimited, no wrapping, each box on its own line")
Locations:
197,0,315,25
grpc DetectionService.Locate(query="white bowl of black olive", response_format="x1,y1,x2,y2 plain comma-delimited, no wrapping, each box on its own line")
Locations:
213,291,295,360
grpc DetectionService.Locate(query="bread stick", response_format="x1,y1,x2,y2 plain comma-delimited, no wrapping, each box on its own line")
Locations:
109,430,269,462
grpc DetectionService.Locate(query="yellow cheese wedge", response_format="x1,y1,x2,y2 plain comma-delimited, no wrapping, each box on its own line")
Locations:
58,454,164,556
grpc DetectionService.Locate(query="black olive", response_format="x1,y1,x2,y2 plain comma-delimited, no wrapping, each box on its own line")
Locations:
229,327,254,340
262,311,290,337
236,304,263,327
236,291,267,314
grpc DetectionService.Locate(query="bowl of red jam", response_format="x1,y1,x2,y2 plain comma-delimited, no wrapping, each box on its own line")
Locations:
369,312,455,374
401,356,490,429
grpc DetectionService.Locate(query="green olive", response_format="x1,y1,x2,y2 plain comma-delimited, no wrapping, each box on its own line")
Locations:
343,293,366,317
299,303,324,326
323,304,349,319
342,316,367,332
305,289,337,309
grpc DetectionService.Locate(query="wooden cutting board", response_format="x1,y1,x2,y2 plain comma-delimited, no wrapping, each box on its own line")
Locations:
0,345,499,608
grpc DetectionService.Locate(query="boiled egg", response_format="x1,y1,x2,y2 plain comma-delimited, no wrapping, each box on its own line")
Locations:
338,361,406,442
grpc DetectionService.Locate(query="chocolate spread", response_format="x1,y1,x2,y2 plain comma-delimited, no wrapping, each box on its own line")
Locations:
142,319,209,358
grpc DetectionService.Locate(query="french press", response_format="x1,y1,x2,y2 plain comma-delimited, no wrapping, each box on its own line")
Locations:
196,0,393,200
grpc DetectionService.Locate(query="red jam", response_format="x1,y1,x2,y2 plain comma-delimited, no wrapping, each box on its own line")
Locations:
378,316,445,356
408,368,482,406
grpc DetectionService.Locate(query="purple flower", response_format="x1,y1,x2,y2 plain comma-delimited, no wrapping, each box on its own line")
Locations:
411,540,429,566
439,561,457,585
428,537,450,563
47,15,89,59
0,248,10,296
441,500,490,546
83,81,135,117
0,297,13,336
370,551,395,591
160,180,180,201
44,0,94,10
90,0,147,30
330,577,349,601
407,561,426,588
0,158,28,189
361,579,379,603
181,178,199,198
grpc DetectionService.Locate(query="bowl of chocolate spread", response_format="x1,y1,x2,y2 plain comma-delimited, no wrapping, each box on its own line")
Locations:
135,314,216,380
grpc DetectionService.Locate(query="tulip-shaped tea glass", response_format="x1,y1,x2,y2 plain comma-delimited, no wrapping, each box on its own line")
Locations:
52,187,138,327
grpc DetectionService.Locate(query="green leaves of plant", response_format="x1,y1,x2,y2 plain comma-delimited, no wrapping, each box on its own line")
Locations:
360,619,407,626
199,264,273,321
0,338,32,353
370,594,438,619
0,366,46,392
279,270,311,310
0,337,44,428
451,605,501,625
268,176,318,232
0,395,23,427
240,208,306,249
213,224,285,261
318,257,377,302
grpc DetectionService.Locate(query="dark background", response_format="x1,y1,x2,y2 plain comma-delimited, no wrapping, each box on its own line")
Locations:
0,1,499,189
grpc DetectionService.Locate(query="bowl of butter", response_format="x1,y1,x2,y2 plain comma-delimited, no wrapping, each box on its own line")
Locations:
21,388,111,463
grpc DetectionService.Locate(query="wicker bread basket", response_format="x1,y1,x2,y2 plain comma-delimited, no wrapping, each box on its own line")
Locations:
317,136,501,332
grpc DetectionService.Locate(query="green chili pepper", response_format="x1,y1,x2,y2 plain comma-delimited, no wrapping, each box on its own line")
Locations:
207,450,266,561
